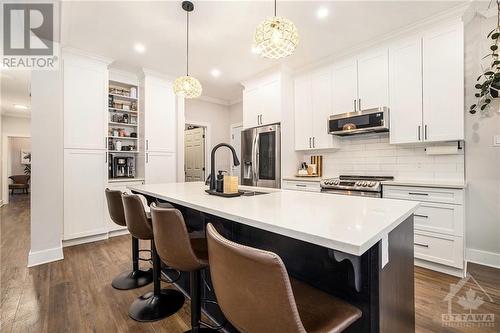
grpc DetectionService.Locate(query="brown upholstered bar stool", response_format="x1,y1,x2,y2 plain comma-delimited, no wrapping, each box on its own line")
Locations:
122,194,185,322
150,204,218,333
206,223,362,333
105,189,153,290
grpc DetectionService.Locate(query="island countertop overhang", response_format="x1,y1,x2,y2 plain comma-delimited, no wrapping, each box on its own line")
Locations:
128,182,419,256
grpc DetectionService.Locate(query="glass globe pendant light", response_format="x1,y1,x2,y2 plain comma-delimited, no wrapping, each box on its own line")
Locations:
173,1,202,98
253,0,299,59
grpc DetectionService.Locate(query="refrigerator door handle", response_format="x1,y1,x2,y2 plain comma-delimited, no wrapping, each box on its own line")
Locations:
251,132,258,185
255,133,260,185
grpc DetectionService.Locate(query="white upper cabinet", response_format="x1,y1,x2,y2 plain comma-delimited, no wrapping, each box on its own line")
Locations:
63,53,108,150
294,76,313,150
389,39,423,144
311,68,335,149
422,23,464,142
357,49,389,110
242,72,283,129
332,60,358,115
143,75,177,152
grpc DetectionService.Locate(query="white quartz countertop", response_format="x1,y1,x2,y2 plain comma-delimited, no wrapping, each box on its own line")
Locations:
128,182,419,256
381,179,467,189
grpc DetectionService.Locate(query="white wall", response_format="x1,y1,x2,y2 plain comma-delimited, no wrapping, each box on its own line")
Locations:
185,99,232,173
463,5,500,267
28,70,64,266
9,137,31,176
303,135,465,182
229,102,243,125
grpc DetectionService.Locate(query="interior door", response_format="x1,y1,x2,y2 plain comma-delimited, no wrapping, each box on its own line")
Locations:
332,60,358,115
294,76,313,150
230,125,243,181
184,127,205,182
311,68,335,149
422,23,464,142
146,152,176,184
357,49,389,110
389,39,423,144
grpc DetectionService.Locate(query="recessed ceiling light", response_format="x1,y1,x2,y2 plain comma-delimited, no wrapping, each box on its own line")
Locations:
210,69,221,78
14,104,29,110
316,7,329,19
134,43,146,54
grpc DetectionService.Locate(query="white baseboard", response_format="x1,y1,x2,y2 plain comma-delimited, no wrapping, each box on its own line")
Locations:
109,228,129,238
63,233,108,247
466,248,500,269
28,244,64,267
415,258,465,278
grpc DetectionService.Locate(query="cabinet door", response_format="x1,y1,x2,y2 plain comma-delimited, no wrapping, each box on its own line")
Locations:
357,49,389,110
242,86,260,129
260,78,281,126
311,68,336,149
332,60,358,115
145,78,176,152
294,77,313,150
64,60,107,149
389,39,423,144
64,149,107,239
145,152,176,184
423,23,464,142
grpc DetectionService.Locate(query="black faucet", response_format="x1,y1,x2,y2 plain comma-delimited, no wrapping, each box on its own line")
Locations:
209,143,240,191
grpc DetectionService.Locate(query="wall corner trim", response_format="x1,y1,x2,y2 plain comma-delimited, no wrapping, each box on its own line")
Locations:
466,248,500,269
27,243,64,267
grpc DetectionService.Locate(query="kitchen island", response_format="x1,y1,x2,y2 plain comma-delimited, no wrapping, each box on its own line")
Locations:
130,182,419,333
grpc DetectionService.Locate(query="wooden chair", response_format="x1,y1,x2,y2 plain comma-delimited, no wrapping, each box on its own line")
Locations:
8,175,30,194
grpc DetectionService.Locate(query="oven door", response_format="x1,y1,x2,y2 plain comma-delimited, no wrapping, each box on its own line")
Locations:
321,189,381,198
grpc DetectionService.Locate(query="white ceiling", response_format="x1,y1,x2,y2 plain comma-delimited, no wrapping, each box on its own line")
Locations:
1,70,31,118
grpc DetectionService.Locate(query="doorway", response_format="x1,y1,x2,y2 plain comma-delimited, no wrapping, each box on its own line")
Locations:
2,135,32,205
230,123,243,182
184,124,206,182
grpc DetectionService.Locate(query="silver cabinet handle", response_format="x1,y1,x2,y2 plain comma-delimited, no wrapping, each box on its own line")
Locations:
414,214,429,218
414,243,429,248
146,139,149,151
409,192,428,196
353,99,357,112
424,125,428,140
146,153,149,163
295,184,307,187
105,136,107,149
358,98,361,111
257,115,260,125
105,152,107,163
418,125,421,141
313,137,315,148
309,137,312,148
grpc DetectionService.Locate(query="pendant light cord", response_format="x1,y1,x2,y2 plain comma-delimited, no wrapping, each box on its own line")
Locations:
274,0,277,16
186,10,189,76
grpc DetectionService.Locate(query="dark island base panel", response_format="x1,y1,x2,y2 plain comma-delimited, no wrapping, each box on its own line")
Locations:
139,194,415,333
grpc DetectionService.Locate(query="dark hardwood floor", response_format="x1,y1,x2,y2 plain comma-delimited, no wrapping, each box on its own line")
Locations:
1,194,499,332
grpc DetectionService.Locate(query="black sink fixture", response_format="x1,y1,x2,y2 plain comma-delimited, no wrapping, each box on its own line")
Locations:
205,143,241,197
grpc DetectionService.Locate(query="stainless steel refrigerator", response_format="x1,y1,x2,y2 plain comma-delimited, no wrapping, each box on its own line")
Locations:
241,124,281,188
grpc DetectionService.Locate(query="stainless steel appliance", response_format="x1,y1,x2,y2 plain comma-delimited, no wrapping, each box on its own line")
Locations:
110,155,135,178
241,124,281,188
328,107,389,136
320,175,394,198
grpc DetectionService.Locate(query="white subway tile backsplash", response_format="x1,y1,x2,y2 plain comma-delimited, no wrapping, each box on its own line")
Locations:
304,136,465,182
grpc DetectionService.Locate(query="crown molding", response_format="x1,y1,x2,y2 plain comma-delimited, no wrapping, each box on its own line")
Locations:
229,98,242,106
198,95,231,106
140,68,176,82
61,47,113,65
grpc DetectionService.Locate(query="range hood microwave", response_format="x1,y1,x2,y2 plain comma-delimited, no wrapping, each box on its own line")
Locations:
328,107,389,136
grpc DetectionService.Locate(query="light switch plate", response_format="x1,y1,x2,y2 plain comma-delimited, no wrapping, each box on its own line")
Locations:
494,135,500,147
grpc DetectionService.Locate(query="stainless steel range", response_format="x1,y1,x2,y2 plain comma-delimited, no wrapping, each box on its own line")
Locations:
320,175,394,198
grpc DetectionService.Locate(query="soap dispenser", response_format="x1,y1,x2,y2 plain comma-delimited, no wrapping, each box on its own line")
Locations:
216,171,226,193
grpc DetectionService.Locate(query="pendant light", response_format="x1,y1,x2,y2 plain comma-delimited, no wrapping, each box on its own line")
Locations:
173,1,202,98
253,0,299,59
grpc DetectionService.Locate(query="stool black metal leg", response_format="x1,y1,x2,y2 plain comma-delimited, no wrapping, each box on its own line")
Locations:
128,240,185,322
185,270,218,333
111,237,153,290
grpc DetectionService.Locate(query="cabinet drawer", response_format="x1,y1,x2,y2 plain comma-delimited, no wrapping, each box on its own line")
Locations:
383,185,463,205
414,203,463,236
414,232,463,268
282,180,321,192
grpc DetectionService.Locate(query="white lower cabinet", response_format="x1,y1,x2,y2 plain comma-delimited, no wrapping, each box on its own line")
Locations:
145,152,177,184
104,180,145,233
64,149,107,240
383,184,465,277
282,180,321,192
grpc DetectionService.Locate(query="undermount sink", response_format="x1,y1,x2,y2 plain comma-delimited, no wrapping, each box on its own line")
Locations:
241,190,269,196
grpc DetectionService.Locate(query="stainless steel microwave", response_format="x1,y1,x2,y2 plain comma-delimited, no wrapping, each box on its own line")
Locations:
328,107,389,136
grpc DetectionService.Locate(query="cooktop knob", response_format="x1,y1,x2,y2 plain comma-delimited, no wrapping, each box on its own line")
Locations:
362,182,368,187
355,181,361,186
369,182,376,187
334,180,340,185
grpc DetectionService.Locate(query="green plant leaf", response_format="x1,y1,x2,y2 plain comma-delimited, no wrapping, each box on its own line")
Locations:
493,32,500,39
486,71,495,75
475,93,481,97
475,84,483,89
481,104,487,110
470,109,477,114
485,98,492,104
470,104,477,109
491,45,498,51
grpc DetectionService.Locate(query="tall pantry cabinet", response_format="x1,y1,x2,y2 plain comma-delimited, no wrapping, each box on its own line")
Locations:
62,50,179,246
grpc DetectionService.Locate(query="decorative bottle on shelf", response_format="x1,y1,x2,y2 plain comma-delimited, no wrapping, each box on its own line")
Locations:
115,140,122,151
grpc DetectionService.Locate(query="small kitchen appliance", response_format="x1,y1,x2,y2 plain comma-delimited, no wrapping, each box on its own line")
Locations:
320,175,394,198
328,107,389,136
111,155,135,179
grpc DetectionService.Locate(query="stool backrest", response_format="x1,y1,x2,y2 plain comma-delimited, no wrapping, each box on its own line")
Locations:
206,223,306,333
150,204,205,272
105,189,126,227
122,194,153,240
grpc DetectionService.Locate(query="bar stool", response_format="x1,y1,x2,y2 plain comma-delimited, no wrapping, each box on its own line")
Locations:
150,203,218,333
122,194,185,322
105,189,153,290
206,223,362,333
